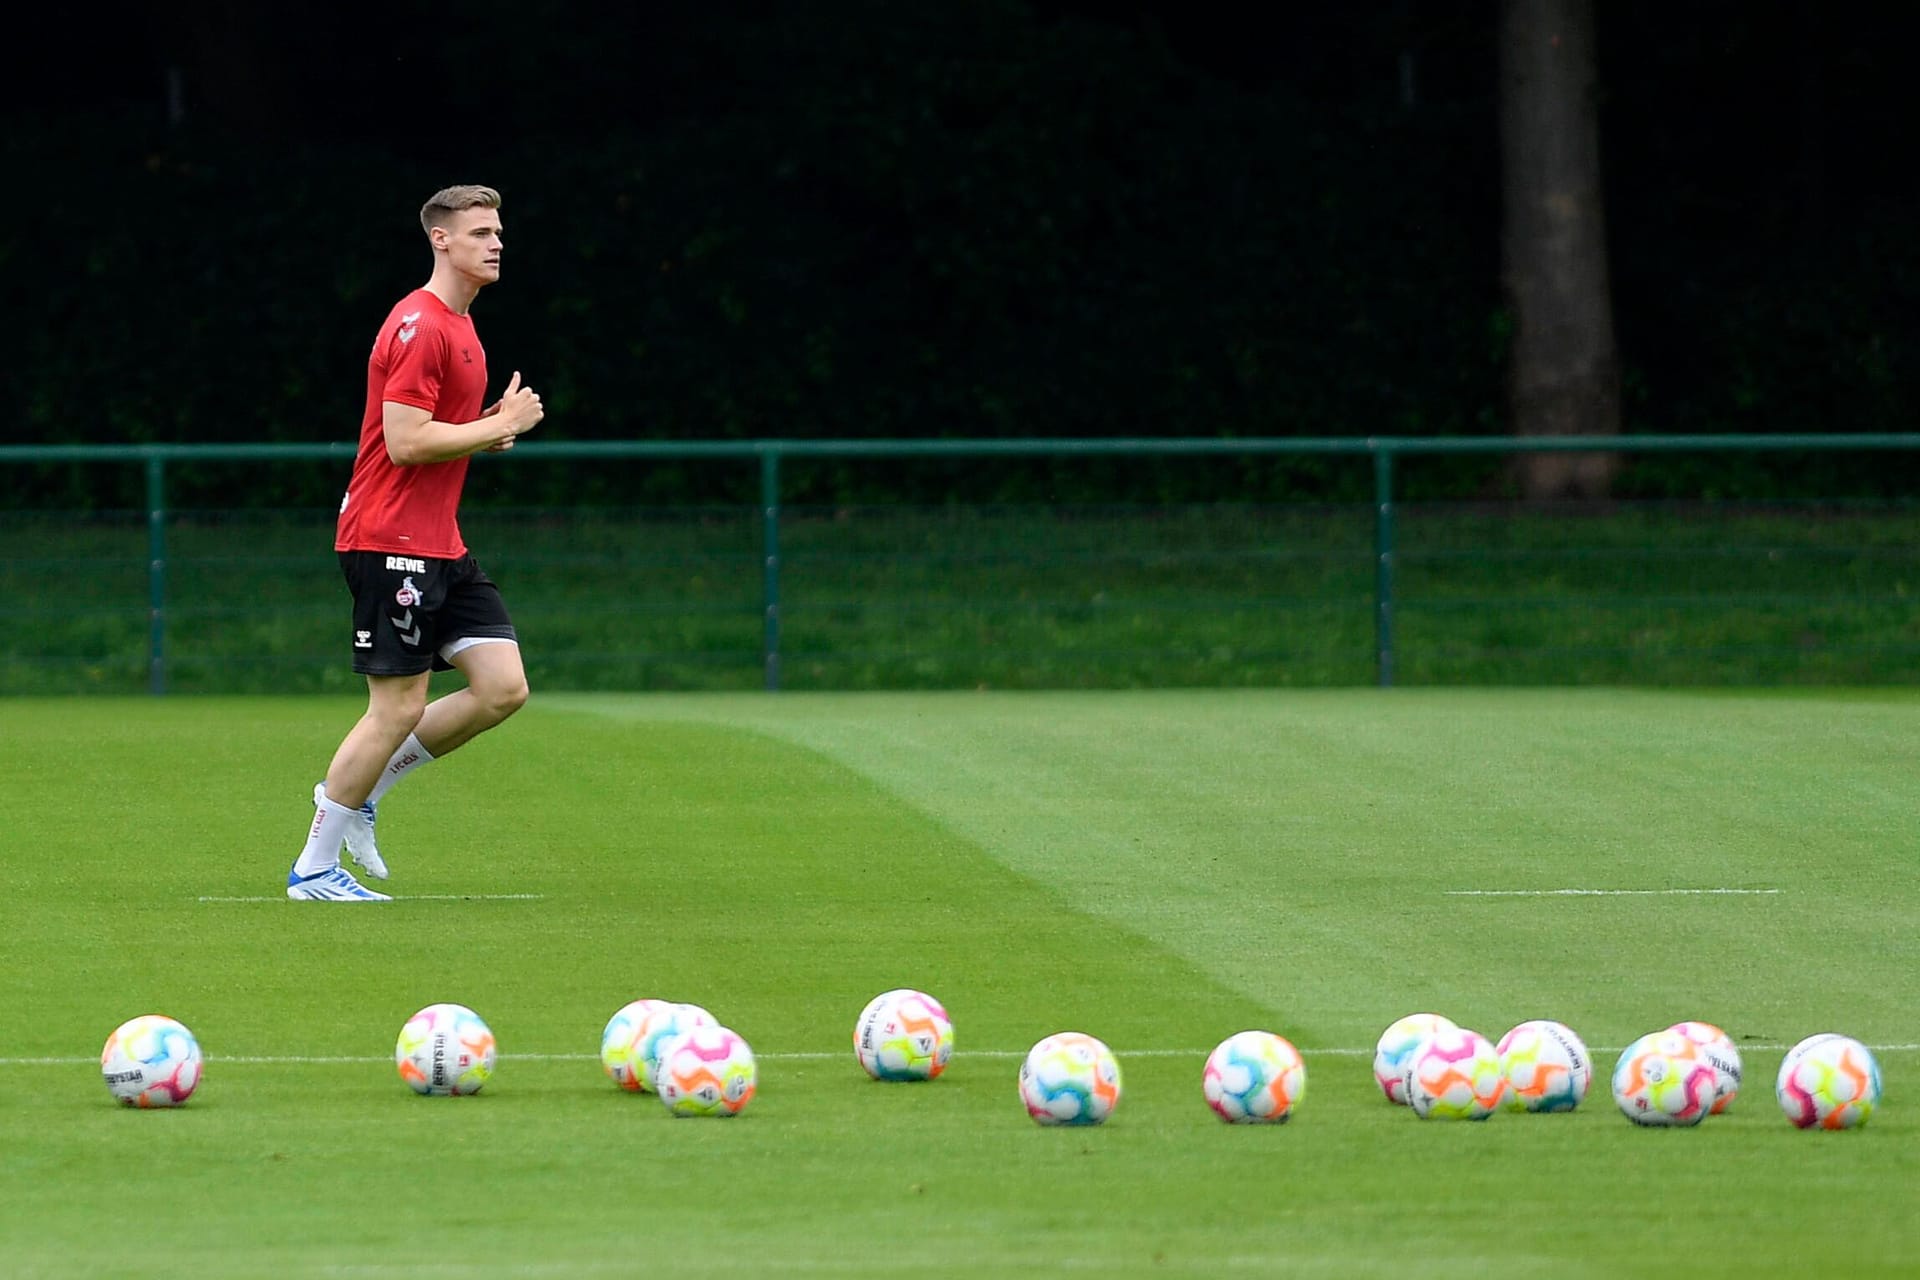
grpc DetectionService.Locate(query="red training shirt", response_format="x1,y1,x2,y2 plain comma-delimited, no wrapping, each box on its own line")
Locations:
334,288,489,559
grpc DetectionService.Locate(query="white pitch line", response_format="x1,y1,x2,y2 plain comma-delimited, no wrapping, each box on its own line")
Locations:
6,1043,1916,1068
196,894,547,903
1446,888,1782,897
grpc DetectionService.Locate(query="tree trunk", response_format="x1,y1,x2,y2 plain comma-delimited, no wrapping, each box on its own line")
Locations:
1499,0,1621,498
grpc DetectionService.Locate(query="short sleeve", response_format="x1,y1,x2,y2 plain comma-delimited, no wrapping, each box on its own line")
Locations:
380,312,448,413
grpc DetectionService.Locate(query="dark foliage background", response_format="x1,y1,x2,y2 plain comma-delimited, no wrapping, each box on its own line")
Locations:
2,1,1914,507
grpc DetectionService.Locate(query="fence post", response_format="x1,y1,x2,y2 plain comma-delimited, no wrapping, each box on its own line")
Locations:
1372,445,1396,688
146,452,168,695
761,448,782,691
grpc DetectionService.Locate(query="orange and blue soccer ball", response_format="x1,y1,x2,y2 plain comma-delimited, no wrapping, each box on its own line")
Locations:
1776,1033,1881,1130
1496,1019,1592,1113
656,1024,757,1117
395,1002,497,1096
101,1014,202,1108
1019,1031,1123,1126
854,988,954,1081
1611,1031,1716,1126
1202,1030,1306,1124
1373,1013,1458,1105
1404,1026,1507,1120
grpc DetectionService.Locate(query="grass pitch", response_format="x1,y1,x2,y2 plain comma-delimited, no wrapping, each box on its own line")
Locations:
2,689,1916,1277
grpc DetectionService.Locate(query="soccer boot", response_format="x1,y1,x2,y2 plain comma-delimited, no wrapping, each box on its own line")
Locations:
286,865,392,902
317,781,388,880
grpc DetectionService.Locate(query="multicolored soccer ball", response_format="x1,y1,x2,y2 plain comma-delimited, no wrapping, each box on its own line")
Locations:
1019,1032,1122,1126
100,1015,202,1108
606,1001,716,1094
1776,1033,1881,1130
1611,1031,1716,1126
395,1003,497,1096
656,1025,757,1117
854,988,954,1081
1202,1030,1306,1124
1496,1020,1592,1113
1403,1027,1507,1120
1373,1013,1458,1105
1667,1020,1743,1115
600,998,675,1090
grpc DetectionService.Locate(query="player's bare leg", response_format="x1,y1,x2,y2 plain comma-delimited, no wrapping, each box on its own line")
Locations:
413,640,529,757
327,643,527,883
288,672,426,899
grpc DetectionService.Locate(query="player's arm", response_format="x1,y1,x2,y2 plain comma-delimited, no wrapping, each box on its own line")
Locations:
383,372,544,465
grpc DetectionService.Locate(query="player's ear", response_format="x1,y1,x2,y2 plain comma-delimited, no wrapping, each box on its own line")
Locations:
428,225,448,252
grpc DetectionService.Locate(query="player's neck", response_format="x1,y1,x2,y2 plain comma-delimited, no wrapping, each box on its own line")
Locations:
422,269,482,316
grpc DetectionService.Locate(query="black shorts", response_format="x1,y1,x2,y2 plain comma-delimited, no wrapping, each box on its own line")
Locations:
340,551,518,676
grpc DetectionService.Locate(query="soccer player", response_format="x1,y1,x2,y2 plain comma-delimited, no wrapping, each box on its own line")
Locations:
286,184,544,902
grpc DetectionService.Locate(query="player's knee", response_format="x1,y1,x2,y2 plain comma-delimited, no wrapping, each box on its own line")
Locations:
483,674,529,723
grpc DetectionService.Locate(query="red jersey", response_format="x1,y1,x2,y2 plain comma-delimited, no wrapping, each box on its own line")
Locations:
334,288,489,558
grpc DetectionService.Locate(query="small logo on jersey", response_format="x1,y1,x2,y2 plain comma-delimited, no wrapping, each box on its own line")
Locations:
354,630,373,649
394,575,422,607
462,348,474,364
398,311,421,344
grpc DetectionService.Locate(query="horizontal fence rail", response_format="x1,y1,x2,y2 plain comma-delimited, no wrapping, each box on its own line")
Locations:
5,434,1920,694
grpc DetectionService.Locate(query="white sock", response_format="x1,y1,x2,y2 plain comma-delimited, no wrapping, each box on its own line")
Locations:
293,793,358,877
370,733,434,805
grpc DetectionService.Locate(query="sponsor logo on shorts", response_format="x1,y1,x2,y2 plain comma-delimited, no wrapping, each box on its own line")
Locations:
354,630,373,649
395,575,422,607
386,556,427,573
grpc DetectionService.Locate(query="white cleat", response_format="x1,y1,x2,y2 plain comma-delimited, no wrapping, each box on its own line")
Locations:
286,865,392,902
317,782,388,880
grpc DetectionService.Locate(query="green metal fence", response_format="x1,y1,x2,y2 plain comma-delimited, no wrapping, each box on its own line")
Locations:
5,434,1920,694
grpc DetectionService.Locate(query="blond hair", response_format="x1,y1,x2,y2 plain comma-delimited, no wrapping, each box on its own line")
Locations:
420,185,502,235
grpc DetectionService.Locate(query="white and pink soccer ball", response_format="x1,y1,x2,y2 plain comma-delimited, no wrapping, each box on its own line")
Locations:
854,988,954,1081
100,1015,202,1108
1373,1013,1458,1105
1611,1031,1717,1126
1666,1020,1742,1115
1776,1033,1882,1130
1402,1026,1507,1120
656,1025,757,1117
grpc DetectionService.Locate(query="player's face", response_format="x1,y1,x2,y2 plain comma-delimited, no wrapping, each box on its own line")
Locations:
439,207,504,285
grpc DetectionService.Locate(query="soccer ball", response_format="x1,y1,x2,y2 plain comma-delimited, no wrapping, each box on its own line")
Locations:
395,1003,497,1096
854,988,954,1081
1611,1031,1716,1126
1403,1027,1506,1120
656,1025,757,1117
101,1015,202,1108
1202,1030,1306,1124
1373,1013,1458,1104
1019,1032,1122,1126
1667,1020,1743,1115
1776,1033,1882,1130
1496,1020,1592,1113
600,998,676,1091
612,1001,716,1094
